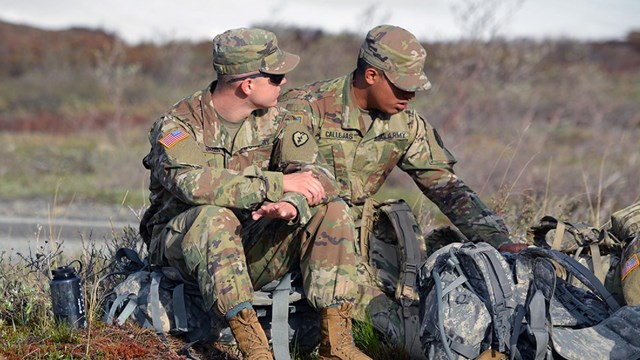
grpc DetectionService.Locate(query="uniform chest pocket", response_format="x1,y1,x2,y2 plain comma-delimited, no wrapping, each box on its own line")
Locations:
228,144,273,171
204,150,226,168
355,139,402,174
315,141,351,199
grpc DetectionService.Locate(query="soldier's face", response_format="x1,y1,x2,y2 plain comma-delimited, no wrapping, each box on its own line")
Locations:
248,74,287,108
370,71,415,115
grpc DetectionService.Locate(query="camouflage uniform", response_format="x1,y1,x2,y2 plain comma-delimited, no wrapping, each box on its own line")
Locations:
280,25,512,354
140,28,358,319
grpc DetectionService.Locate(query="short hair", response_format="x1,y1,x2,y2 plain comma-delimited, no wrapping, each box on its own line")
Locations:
355,57,377,77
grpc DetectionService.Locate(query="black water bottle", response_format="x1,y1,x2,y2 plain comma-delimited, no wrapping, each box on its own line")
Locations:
50,261,87,329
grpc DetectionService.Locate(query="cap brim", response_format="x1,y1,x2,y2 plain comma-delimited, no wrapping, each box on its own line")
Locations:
262,51,300,75
386,70,431,92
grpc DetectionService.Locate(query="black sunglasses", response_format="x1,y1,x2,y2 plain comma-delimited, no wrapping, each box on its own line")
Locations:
227,72,285,85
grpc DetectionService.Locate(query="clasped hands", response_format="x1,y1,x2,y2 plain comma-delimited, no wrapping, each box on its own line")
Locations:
252,171,325,221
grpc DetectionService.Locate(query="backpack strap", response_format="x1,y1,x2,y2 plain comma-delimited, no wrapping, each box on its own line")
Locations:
150,271,168,337
551,221,566,250
271,272,292,360
377,201,423,353
529,248,620,311
526,290,548,360
433,270,478,359
116,295,139,326
589,243,605,283
103,292,135,325
555,250,620,311
509,304,526,360
114,247,147,273
166,269,211,343
511,258,551,360
172,283,189,333
473,244,515,353
377,201,421,305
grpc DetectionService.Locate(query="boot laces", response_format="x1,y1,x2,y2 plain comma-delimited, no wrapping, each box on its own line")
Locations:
336,318,365,358
233,314,271,359
245,323,270,354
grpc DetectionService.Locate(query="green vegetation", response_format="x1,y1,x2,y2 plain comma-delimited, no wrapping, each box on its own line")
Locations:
0,131,149,206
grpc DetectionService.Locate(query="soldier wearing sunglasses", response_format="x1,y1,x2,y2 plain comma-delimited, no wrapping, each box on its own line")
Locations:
140,28,370,360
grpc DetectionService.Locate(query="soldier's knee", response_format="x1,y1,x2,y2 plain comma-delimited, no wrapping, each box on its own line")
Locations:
324,198,353,220
180,205,242,251
191,205,238,226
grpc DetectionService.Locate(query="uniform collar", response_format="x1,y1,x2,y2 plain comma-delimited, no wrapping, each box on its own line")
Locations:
340,73,395,135
201,81,275,153
340,73,368,134
201,81,233,152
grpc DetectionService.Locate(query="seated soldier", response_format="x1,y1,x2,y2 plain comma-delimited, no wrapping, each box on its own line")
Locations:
280,24,526,357
140,27,370,360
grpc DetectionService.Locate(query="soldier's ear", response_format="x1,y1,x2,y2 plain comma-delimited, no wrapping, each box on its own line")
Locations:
239,78,253,96
363,67,381,86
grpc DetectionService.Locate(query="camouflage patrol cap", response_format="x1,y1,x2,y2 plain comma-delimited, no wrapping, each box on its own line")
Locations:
359,25,431,92
212,28,300,75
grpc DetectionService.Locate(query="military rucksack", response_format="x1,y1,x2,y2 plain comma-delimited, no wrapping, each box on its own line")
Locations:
418,243,637,360
102,248,319,360
418,242,516,359
610,201,640,242
359,198,425,356
506,247,623,359
529,215,624,304
360,199,424,302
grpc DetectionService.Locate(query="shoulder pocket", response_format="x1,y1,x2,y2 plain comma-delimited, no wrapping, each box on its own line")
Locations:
426,128,456,166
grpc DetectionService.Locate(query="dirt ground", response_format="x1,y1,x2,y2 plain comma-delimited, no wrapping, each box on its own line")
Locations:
0,322,242,360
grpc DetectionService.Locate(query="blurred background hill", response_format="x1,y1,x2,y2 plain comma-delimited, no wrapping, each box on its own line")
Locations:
0,18,639,242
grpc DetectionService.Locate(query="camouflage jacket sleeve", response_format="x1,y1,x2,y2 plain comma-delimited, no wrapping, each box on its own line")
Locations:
146,116,284,211
400,115,512,248
271,115,341,224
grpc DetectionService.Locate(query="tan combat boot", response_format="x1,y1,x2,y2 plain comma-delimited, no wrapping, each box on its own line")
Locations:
227,308,273,360
318,303,372,360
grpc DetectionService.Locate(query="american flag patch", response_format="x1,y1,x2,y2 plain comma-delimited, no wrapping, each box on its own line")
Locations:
622,254,640,281
159,129,189,148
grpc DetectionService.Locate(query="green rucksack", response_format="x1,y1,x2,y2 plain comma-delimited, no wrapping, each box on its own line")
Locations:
611,201,640,242
529,215,624,304
359,199,425,357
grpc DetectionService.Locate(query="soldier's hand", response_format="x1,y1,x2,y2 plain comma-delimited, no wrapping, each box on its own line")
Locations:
498,243,528,254
252,201,298,221
282,171,326,206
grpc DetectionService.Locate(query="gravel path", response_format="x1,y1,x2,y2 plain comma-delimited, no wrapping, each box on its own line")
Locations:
0,199,140,256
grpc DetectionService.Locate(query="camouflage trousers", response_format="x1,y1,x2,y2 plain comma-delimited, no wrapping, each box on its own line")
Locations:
151,198,358,317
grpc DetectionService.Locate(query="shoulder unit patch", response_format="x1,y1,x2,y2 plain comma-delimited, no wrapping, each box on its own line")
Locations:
292,131,309,147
